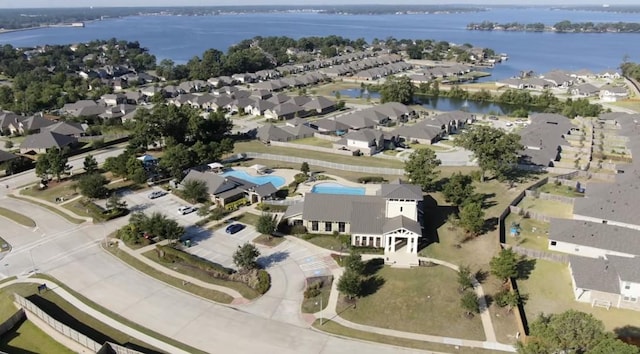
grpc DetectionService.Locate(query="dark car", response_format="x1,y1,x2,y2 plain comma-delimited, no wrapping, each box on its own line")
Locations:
225,223,245,234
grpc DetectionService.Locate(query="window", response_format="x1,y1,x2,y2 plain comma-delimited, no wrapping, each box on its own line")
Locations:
325,222,332,232
338,222,346,233
400,207,403,212
624,283,631,290
623,296,637,303
575,247,580,252
550,241,557,246
311,221,318,231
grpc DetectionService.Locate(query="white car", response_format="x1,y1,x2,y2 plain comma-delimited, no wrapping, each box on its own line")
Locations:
177,206,197,215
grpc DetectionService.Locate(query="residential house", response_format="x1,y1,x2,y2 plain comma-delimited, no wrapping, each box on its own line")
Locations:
101,93,127,106
19,131,78,154
337,112,378,130
0,112,23,135
518,113,572,167
548,219,640,259
599,85,628,102
598,69,621,79
333,128,392,155
0,150,17,164
284,181,423,264
7,115,55,135
309,118,350,135
256,123,315,143
98,104,137,121
570,83,600,97
244,100,275,116
264,102,303,120
540,70,574,87
40,121,87,137
393,122,443,145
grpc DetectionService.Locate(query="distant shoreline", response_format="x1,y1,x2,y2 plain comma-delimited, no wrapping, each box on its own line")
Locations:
0,22,85,35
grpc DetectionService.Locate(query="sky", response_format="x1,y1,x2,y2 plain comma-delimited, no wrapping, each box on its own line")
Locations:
1,1,639,8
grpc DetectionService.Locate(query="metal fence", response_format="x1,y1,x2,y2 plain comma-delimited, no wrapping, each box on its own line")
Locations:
14,294,144,354
244,152,406,175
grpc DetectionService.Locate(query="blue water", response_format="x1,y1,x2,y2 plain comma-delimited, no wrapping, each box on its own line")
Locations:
222,170,285,188
311,182,366,195
0,8,640,80
1,9,639,80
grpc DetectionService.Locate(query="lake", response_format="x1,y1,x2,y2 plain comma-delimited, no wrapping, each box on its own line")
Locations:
1,8,639,80
338,88,519,115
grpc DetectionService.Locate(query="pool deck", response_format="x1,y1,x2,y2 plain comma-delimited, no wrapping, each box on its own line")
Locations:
229,166,297,187
297,176,382,196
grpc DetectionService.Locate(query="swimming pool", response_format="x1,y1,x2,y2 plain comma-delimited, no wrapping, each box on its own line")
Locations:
222,170,285,188
310,182,366,195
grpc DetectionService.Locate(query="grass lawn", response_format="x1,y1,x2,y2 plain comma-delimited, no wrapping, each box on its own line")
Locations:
314,320,498,354
234,141,405,169
409,143,449,152
609,99,640,113
504,214,551,252
0,282,166,354
292,137,334,148
382,149,399,156
301,276,332,314
0,207,36,227
312,81,364,97
339,265,485,340
21,180,79,203
253,234,285,247
300,234,347,252
234,212,261,226
104,244,235,304
0,319,75,354
518,197,573,219
7,195,86,225
143,249,260,300
537,183,584,198
517,260,640,333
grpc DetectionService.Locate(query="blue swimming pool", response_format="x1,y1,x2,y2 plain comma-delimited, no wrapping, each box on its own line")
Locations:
310,182,366,195
222,170,285,188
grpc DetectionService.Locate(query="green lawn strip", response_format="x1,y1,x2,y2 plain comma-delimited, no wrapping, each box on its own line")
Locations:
0,276,16,287
537,183,583,198
104,245,235,304
7,195,86,225
0,319,75,354
0,287,19,322
313,320,497,354
20,181,79,203
0,282,168,354
253,234,285,247
518,196,573,218
142,249,259,300
409,143,449,152
234,212,261,226
234,141,405,169
299,234,349,252
301,279,332,314
517,260,640,333
292,137,334,148
0,207,37,227
339,266,485,341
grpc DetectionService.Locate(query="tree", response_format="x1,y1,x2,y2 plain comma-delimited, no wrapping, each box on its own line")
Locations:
442,173,476,206
77,173,108,199
589,336,640,354
457,265,474,291
5,157,32,175
83,154,98,174
343,250,365,275
103,153,129,178
494,289,524,313
337,269,362,299
454,126,523,182
404,148,441,192
300,161,310,175
380,76,414,104
460,290,479,316
159,143,197,180
105,193,127,211
125,156,148,184
4,140,13,149
233,243,261,271
256,213,278,235
35,148,68,181
182,179,209,203
518,310,607,354
489,248,519,282
458,201,485,236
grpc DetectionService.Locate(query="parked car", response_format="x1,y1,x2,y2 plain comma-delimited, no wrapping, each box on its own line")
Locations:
488,116,499,120
177,206,197,215
225,223,245,234
148,191,167,199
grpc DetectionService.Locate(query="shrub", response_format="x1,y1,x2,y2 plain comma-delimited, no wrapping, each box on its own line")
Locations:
255,269,271,294
91,138,105,149
469,170,483,182
294,173,308,184
357,176,387,184
157,245,234,276
304,281,323,299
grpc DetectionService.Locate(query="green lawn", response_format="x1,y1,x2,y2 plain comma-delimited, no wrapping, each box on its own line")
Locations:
517,260,640,333
314,320,498,354
253,234,285,247
0,283,167,353
234,212,261,226
608,99,640,113
7,195,86,224
292,137,335,148
518,197,573,219
0,319,75,354
312,81,362,97
105,244,235,304
301,276,332,314
504,214,551,252
300,234,348,252
409,143,449,152
143,249,260,300
538,183,584,198
234,141,405,169
21,180,79,203
339,266,485,340
0,207,36,227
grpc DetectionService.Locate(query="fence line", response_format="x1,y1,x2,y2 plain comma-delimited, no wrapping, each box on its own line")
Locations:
243,152,406,175
502,244,569,264
14,294,144,354
0,309,25,337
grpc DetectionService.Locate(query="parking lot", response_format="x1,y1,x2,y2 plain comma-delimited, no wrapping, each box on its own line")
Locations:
115,187,202,226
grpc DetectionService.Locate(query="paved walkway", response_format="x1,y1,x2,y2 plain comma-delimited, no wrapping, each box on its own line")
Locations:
0,277,192,354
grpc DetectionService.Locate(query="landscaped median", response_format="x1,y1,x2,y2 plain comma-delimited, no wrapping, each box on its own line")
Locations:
0,206,36,227
8,194,86,225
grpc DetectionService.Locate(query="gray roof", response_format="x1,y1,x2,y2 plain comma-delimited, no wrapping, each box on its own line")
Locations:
0,150,17,163
572,181,640,226
302,194,381,223
303,96,336,111
382,215,422,235
608,255,640,283
344,128,383,143
310,118,350,132
254,182,278,197
380,183,423,200
20,131,77,150
349,199,387,234
569,256,620,294
393,123,442,141
519,113,572,166
338,113,376,130
283,202,304,219
41,121,85,136
549,218,640,256
19,115,55,131
256,124,293,142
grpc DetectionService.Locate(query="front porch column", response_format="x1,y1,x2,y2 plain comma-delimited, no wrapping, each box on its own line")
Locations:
391,236,396,252
387,236,392,252
407,237,412,254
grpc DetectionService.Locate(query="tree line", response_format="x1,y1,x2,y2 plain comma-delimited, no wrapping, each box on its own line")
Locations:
468,20,640,33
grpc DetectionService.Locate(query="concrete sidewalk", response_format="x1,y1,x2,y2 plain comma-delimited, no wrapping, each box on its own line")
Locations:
1,277,192,354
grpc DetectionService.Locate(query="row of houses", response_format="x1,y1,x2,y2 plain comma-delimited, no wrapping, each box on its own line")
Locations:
536,112,640,311
317,54,404,78
408,64,475,83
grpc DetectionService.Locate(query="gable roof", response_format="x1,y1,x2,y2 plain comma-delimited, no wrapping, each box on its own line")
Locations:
0,150,17,163
20,131,77,150
569,256,620,294
302,193,382,223
382,215,422,235
256,124,293,142
549,218,640,256
19,115,55,131
344,128,383,143
310,118,350,132
41,121,86,136
380,183,423,200
303,96,336,111
253,182,278,197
